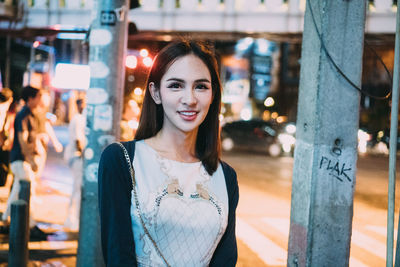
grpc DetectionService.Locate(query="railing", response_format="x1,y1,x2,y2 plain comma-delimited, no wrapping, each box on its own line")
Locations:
17,0,396,13
0,0,397,33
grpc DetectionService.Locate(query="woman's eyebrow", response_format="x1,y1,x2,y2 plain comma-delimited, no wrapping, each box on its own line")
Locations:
166,78,185,83
195,79,211,83
166,78,211,83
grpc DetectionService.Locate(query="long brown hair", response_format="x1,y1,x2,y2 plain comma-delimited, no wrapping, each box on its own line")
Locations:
135,40,222,175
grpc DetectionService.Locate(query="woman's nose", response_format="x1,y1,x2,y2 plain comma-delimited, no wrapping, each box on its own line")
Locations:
182,89,197,105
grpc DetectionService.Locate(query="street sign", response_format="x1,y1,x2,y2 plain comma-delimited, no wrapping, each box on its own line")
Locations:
100,11,117,26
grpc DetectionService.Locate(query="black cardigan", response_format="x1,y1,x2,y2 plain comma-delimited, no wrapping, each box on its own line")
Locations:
98,140,239,266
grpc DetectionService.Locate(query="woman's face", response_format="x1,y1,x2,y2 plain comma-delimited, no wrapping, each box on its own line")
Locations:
151,54,213,135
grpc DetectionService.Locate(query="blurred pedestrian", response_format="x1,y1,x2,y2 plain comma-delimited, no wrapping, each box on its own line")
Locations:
64,98,86,231
2,86,48,240
98,40,239,266
0,88,14,187
33,90,63,179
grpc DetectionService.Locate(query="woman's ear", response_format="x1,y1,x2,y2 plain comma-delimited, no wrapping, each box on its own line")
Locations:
149,82,161,104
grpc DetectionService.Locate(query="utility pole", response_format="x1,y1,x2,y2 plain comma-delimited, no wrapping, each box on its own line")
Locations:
287,1,366,266
76,0,129,266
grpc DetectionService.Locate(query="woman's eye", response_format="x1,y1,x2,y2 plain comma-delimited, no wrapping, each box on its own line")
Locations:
167,83,181,89
195,84,209,90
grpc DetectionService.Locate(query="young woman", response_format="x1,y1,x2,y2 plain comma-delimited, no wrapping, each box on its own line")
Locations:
98,40,239,267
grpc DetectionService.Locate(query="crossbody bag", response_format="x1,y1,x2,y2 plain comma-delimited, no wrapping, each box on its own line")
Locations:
117,142,171,267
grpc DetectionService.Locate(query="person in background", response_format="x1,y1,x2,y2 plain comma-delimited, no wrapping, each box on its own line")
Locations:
0,88,14,187
33,90,63,179
2,86,48,240
64,98,86,231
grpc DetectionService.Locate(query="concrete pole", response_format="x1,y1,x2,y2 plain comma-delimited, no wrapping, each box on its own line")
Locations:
287,1,366,266
76,0,129,266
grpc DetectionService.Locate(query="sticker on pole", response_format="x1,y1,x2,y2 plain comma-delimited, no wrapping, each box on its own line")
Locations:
94,104,113,131
101,11,117,26
85,163,99,182
87,88,109,105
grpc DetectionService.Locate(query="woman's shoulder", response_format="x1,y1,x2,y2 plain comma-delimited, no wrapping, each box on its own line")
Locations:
219,160,239,206
219,160,238,186
220,160,236,177
100,140,137,162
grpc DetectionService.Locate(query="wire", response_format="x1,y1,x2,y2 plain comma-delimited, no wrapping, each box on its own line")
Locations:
306,0,392,100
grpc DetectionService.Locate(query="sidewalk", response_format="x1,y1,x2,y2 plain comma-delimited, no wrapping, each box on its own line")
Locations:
0,126,78,267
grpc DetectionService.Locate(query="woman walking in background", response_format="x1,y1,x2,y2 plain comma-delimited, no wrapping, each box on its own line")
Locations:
98,40,239,267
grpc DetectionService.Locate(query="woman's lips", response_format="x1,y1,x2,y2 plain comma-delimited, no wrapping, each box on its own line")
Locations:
178,111,198,121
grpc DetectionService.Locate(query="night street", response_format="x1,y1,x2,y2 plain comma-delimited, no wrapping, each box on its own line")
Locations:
223,150,400,267
0,126,397,266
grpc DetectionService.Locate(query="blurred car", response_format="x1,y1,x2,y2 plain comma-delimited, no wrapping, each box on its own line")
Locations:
368,128,399,154
221,119,296,156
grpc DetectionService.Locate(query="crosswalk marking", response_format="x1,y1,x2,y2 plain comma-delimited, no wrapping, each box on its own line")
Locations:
262,217,289,236
237,216,387,266
365,225,398,239
261,217,388,260
349,257,369,267
261,217,368,267
236,218,287,265
352,230,387,259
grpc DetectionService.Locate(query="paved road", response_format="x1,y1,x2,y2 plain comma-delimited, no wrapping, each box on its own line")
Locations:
222,151,400,267
0,124,398,266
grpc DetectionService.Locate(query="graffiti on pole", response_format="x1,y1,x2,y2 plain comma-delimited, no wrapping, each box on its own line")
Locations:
319,156,352,182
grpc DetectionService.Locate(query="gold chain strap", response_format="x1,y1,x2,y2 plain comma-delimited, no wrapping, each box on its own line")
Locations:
117,142,171,267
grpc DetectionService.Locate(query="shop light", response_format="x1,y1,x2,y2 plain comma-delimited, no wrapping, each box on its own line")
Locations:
240,108,252,121
143,57,153,67
52,24,62,30
33,41,40,48
134,87,143,96
128,120,139,130
264,97,275,107
57,33,86,40
236,37,254,52
129,99,136,106
256,39,269,54
285,124,296,134
140,49,149,57
52,63,90,90
126,55,137,69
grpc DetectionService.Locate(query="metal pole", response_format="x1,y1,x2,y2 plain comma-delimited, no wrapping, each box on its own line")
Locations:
5,35,11,88
28,44,35,86
18,180,31,236
8,200,29,267
76,0,129,265
388,3,400,267
18,180,31,206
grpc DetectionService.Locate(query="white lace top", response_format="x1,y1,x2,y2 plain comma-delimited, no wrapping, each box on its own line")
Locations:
131,140,228,267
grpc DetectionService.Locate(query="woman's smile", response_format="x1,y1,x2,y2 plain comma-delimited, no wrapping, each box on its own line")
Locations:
177,110,198,121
